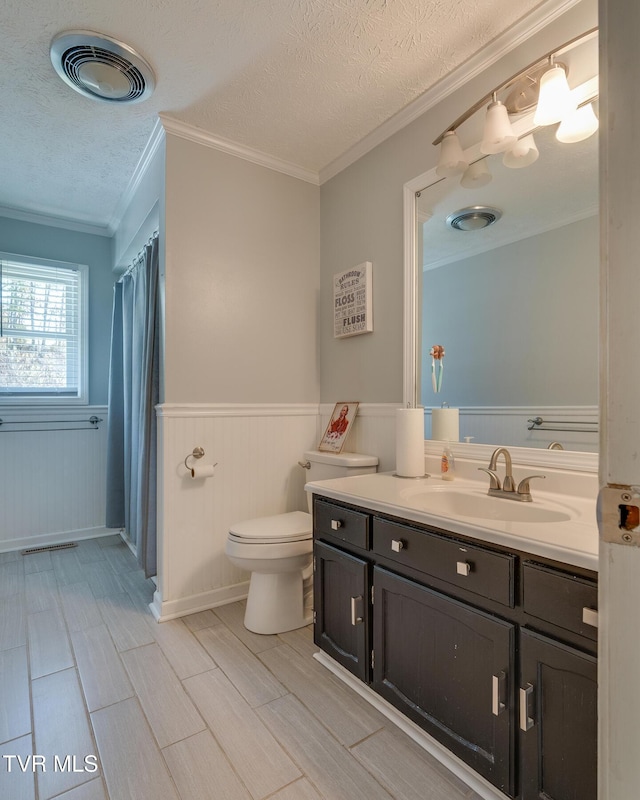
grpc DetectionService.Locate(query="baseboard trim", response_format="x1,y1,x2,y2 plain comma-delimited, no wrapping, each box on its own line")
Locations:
0,526,114,554
149,581,250,622
313,651,509,800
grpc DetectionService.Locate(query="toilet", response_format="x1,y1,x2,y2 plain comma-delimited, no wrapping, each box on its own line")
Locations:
225,449,378,634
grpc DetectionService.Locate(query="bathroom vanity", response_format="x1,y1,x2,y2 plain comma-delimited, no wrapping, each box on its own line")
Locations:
307,473,598,800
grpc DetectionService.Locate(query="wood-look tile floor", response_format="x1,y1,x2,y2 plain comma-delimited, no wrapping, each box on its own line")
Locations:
0,536,483,800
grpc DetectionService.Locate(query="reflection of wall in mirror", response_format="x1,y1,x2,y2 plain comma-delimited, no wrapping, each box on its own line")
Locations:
421,215,598,449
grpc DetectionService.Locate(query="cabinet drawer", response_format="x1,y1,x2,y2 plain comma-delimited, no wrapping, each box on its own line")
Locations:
373,518,515,607
314,498,370,550
523,562,598,641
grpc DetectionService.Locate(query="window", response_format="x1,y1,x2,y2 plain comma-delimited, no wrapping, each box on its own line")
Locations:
0,253,88,404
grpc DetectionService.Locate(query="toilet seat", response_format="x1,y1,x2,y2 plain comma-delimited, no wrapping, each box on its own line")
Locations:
229,511,311,545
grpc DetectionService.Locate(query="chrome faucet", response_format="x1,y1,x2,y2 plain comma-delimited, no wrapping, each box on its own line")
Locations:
479,447,545,502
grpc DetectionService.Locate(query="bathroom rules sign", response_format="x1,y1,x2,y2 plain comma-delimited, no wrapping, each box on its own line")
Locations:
333,262,373,338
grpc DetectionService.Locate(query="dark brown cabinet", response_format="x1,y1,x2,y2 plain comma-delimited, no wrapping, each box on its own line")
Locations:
313,540,370,682
373,566,515,795
519,629,597,800
312,495,598,800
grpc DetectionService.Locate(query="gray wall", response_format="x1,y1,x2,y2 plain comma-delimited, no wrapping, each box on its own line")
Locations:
422,216,599,407
0,216,114,405
319,0,597,404
163,133,320,404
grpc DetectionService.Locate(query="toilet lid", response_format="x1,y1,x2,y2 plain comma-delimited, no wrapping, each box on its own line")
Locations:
229,511,312,544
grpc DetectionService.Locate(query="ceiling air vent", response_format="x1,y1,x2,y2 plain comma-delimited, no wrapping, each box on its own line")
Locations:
446,206,502,231
50,30,155,104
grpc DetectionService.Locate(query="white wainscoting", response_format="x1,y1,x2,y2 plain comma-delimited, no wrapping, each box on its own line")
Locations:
152,402,400,621
0,406,109,552
152,403,320,621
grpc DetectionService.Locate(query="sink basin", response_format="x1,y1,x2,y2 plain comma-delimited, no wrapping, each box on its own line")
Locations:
401,487,573,524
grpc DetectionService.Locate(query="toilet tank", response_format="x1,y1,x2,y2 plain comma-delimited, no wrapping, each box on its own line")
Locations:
304,450,378,483
304,450,378,515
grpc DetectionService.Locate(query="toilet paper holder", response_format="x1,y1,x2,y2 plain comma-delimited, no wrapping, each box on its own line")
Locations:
184,446,205,470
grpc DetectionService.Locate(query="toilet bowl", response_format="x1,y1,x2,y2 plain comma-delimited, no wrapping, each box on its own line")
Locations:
226,511,313,634
225,450,378,635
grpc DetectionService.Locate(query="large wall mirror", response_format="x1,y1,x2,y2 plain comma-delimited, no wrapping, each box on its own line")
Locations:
404,29,599,457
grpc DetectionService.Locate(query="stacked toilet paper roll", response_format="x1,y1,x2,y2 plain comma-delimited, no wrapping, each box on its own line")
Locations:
431,407,460,442
396,408,425,478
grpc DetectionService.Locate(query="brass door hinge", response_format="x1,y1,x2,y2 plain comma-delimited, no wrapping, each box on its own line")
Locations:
599,484,640,547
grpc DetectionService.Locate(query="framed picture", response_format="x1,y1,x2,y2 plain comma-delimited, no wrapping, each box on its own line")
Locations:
318,402,360,453
333,262,373,338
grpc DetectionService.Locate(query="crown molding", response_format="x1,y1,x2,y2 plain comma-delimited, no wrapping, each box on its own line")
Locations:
0,204,111,237
108,117,165,236
319,0,585,184
159,114,320,186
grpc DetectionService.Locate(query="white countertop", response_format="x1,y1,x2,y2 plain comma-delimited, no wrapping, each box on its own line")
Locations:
305,472,599,572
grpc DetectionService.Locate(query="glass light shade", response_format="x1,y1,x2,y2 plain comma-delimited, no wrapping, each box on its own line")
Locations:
480,100,516,154
556,103,599,143
436,131,468,177
460,159,492,188
502,134,539,168
533,64,576,126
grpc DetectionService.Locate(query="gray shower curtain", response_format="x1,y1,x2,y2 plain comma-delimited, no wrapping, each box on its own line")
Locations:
106,234,159,578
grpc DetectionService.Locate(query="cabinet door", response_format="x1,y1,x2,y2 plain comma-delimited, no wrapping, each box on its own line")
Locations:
314,540,370,682
373,567,515,795
519,629,597,800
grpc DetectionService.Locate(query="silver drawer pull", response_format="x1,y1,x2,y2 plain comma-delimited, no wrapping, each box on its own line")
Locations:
582,607,599,628
331,519,342,530
391,539,404,552
350,596,363,626
492,671,507,716
456,561,471,576
519,684,535,731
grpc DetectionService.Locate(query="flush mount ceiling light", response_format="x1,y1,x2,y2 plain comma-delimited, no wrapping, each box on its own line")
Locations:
50,30,155,103
446,206,502,232
433,27,598,182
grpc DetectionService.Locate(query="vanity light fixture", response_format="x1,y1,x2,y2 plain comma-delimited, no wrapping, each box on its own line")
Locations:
460,158,492,188
480,94,516,154
433,28,598,181
502,133,539,168
533,59,576,126
436,131,469,177
556,102,599,143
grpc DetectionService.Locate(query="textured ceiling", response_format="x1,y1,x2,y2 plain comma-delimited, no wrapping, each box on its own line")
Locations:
1,0,547,229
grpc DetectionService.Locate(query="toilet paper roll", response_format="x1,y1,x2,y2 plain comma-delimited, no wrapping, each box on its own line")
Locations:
431,407,459,442
189,464,215,479
396,408,425,477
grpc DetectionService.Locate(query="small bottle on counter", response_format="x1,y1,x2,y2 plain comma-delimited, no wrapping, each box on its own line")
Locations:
441,442,456,481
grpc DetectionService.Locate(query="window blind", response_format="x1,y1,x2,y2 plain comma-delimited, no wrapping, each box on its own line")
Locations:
0,258,83,398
